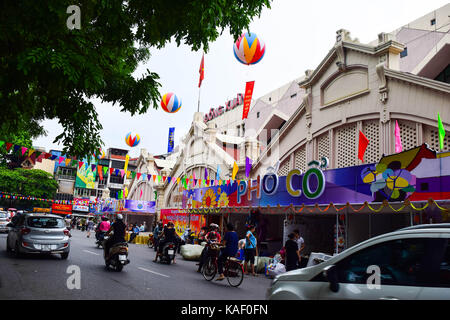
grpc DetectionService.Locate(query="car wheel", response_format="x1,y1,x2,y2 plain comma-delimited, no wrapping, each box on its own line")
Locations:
61,252,69,260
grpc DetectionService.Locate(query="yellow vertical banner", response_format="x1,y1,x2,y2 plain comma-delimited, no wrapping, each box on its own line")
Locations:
124,154,130,172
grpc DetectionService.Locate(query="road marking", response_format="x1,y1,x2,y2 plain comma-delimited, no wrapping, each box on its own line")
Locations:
137,267,170,278
83,250,100,256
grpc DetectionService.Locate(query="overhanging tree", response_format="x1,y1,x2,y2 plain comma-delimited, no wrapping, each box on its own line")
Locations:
0,168,59,209
0,0,271,158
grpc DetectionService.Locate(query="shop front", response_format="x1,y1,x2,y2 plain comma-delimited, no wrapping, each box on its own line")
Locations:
181,144,450,256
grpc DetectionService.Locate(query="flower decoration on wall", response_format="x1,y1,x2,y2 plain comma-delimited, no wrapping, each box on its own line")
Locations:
217,191,230,208
361,161,416,202
202,189,217,208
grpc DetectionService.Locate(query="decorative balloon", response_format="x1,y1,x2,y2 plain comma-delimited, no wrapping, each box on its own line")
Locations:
125,132,141,147
161,93,182,113
233,32,265,65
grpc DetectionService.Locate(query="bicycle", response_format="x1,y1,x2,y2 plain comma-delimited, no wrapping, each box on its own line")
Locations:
202,243,244,287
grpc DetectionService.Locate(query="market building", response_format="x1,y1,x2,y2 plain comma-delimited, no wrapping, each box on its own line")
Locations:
178,7,450,258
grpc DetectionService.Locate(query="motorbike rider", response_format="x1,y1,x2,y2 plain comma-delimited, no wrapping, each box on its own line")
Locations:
197,223,221,273
152,222,163,251
96,216,110,242
103,214,127,259
153,221,177,262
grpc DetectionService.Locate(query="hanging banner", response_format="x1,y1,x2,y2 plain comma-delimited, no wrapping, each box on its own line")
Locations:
160,209,205,237
168,127,175,153
242,81,255,120
124,200,156,213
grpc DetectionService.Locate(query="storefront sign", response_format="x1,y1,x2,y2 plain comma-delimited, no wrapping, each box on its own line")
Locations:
51,203,73,215
124,200,156,213
203,93,244,123
73,198,90,212
183,145,450,209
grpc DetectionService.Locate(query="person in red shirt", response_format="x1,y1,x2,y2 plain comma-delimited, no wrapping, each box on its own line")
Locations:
197,223,221,272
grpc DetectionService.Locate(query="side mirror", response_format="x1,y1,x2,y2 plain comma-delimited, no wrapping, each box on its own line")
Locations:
323,265,340,293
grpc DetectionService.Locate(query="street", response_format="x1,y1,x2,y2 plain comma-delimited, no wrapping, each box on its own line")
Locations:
0,230,272,300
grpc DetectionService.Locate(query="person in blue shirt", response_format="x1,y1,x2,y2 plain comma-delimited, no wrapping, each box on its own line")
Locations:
128,224,140,243
216,223,239,281
244,225,258,276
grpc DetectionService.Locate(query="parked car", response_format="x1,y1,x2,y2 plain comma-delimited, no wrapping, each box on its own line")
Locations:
6,213,71,259
0,212,9,233
267,224,450,300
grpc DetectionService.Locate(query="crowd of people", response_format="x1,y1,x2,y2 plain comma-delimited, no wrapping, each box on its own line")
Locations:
68,212,307,278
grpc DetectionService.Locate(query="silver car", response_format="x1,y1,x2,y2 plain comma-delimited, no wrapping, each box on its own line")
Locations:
0,211,9,232
267,224,450,300
6,213,71,259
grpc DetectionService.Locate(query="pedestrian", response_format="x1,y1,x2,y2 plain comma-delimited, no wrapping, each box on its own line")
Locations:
139,223,145,232
285,233,300,271
244,225,258,276
128,224,140,243
293,229,305,267
215,223,239,281
86,218,95,238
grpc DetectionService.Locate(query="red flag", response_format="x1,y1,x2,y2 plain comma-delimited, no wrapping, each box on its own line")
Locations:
242,81,255,120
198,53,204,88
358,131,369,162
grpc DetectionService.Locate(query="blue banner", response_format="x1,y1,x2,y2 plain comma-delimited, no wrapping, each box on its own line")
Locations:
168,127,175,153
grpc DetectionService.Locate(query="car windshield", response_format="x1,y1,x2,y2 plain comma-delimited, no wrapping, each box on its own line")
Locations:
0,213,7,219
27,217,64,228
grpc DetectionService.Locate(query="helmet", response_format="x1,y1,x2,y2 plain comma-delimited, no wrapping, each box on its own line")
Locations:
210,223,219,229
116,214,123,220
101,216,108,221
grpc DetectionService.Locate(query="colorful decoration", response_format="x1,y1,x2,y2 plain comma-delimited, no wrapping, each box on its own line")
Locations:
125,132,141,147
233,32,265,65
98,149,106,159
161,93,182,113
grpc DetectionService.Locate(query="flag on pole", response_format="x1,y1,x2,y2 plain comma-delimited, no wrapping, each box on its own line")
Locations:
232,162,239,180
395,120,402,153
198,53,204,88
245,157,252,178
358,130,369,162
438,112,446,150
216,165,220,180
242,81,255,120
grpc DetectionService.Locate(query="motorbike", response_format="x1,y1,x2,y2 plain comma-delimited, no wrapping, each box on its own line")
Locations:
157,241,176,264
103,236,130,272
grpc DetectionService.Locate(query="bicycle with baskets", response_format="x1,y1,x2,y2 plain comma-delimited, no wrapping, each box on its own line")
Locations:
201,243,244,287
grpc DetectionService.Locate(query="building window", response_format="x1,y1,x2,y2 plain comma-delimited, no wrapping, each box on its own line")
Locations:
269,97,271,101
431,18,436,26
237,125,240,136
257,112,260,118
400,47,408,58
434,64,450,84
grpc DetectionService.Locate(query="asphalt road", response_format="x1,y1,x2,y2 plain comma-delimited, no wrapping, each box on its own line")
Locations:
0,229,272,300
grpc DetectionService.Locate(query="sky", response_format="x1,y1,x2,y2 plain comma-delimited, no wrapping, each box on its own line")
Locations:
33,0,449,158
